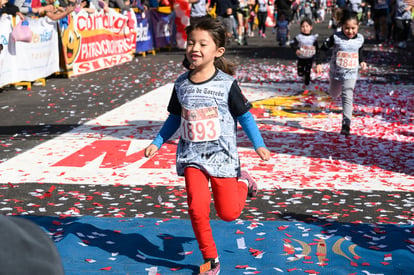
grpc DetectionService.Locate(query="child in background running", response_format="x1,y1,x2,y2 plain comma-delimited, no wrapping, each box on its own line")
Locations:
316,9,367,136
145,17,270,275
290,18,319,86
276,13,289,46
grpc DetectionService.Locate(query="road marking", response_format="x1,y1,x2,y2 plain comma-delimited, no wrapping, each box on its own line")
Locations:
0,83,413,191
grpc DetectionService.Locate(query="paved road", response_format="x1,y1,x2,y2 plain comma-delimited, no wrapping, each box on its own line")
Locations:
0,21,413,274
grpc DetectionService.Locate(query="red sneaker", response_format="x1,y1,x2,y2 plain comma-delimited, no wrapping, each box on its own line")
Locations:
240,171,258,197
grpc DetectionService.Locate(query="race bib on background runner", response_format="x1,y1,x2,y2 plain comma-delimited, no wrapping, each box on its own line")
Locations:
336,51,358,69
300,45,316,58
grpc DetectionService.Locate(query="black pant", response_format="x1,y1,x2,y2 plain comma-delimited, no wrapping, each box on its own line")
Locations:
395,19,412,42
257,11,267,34
297,58,313,85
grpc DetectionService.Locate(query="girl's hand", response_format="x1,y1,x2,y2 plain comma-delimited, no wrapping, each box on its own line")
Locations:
145,144,159,158
315,64,322,74
360,61,367,71
256,147,270,161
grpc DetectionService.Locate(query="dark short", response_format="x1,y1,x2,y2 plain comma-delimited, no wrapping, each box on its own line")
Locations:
237,7,249,18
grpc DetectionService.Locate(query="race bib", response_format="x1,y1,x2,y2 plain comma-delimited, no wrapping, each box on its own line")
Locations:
181,106,221,142
336,51,358,69
300,45,316,58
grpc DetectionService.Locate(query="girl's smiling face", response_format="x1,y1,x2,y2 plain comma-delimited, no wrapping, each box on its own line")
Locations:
300,22,313,35
342,19,359,39
186,29,224,70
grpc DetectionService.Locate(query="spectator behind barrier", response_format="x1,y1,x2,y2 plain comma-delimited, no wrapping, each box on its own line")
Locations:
77,0,109,13
109,0,134,12
0,0,25,19
0,216,65,275
13,0,55,15
38,0,74,20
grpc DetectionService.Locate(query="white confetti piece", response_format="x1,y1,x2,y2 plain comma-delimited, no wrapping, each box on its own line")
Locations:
237,237,247,249
145,266,158,275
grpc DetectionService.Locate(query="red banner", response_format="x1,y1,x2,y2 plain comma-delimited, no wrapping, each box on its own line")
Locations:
59,9,137,77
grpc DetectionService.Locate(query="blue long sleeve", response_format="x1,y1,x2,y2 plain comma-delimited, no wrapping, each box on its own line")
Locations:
152,114,181,148
237,111,266,150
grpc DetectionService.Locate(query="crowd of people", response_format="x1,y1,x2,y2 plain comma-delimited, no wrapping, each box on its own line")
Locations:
197,0,412,49
1,0,412,48
0,0,151,20
186,0,413,48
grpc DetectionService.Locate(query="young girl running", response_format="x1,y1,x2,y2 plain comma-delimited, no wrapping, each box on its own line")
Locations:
144,17,270,274
316,9,367,136
291,17,319,86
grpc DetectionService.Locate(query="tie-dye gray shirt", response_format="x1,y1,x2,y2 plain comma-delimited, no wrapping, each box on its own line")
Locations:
317,31,365,81
167,69,251,178
292,33,319,60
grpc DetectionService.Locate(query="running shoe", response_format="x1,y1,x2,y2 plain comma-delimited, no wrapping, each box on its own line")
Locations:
340,124,350,136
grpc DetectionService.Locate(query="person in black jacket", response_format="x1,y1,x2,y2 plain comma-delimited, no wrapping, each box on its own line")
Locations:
210,0,234,43
275,0,294,22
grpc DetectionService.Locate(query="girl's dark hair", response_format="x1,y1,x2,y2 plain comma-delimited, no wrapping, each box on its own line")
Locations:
300,17,313,27
185,17,237,75
339,8,359,25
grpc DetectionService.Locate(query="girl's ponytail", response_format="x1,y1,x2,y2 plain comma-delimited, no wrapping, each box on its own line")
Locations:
214,56,237,76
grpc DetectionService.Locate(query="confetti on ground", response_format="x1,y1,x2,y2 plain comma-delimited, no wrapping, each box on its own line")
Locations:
0,22,413,275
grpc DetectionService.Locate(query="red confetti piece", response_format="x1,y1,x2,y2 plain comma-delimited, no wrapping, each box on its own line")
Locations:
69,207,80,213
249,247,264,257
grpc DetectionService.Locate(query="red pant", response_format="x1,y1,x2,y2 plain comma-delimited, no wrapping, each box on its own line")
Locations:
184,167,248,260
